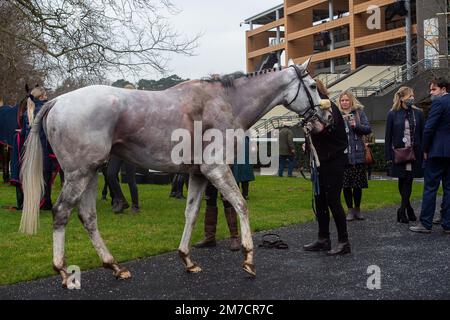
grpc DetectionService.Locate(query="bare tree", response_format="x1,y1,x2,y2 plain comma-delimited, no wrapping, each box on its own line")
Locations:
0,0,200,81
0,2,46,103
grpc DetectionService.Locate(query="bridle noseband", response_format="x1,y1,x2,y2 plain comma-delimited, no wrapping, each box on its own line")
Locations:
285,65,323,127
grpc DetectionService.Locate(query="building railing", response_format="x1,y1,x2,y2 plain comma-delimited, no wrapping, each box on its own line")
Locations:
328,57,449,101
250,115,300,137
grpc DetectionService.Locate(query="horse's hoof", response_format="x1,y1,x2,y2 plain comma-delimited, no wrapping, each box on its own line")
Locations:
242,263,256,277
186,263,202,273
114,267,132,279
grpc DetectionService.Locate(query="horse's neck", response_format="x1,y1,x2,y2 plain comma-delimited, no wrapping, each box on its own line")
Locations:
232,71,291,130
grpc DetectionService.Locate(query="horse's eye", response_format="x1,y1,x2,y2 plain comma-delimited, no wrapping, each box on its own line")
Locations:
311,84,317,90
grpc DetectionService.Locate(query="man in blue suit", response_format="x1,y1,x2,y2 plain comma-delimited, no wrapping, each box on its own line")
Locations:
410,78,450,234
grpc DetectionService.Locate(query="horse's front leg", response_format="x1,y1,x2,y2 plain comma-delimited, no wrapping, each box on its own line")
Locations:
178,173,208,273
200,164,256,277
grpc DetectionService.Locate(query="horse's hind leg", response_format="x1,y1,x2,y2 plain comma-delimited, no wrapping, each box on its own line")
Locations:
178,174,208,273
77,173,131,279
52,168,96,288
200,164,255,276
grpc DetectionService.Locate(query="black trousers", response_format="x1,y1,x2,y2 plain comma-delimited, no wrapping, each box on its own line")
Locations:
343,187,362,209
315,162,349,243
107,156,139,207
205,183,232,208
398,171,414,209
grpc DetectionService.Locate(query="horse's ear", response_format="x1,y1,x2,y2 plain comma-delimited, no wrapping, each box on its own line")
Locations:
288,59,295,67
301,57,312,71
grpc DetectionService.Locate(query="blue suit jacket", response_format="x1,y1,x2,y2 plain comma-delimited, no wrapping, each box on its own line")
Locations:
423,94,450,158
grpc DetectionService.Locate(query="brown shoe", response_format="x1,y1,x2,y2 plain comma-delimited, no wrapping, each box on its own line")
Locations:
194,206,218,248
224,207,241,251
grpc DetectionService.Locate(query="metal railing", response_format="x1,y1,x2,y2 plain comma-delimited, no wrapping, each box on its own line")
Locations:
250,115,300,137
314,67,351,88
329,57,449,102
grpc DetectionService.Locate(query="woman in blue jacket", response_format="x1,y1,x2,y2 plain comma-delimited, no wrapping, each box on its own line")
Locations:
338,91,372,221
385,86,424,223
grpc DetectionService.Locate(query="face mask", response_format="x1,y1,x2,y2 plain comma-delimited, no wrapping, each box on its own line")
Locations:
405,98,415,107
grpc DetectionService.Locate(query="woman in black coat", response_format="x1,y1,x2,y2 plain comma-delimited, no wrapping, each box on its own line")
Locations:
303,80,350,256
385,86,424,223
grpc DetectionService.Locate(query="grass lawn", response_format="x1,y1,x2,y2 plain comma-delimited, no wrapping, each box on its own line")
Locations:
0,175,425,286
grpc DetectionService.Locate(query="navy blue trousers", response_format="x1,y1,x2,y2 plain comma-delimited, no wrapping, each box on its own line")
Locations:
420,157,450,230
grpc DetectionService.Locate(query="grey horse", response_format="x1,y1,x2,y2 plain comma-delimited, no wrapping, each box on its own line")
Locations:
20,59,332,287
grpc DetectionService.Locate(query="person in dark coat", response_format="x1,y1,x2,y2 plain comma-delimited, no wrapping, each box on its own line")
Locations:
106,84,140,214
303,80,351,256
338,91,372,221
410,78,450,234
169,173,188,199
385,86,424,223
232,136,255,200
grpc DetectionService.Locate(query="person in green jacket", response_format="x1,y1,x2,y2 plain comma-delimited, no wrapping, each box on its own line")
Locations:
278,124,296,177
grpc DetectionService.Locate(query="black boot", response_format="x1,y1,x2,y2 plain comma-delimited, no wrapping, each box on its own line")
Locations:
327,241,351,256
41,170,53,210
303,238,331,252
406,205,417,222
15,186,24,210
242,182,249,200
397,207,408,223
169,174,178,197
174,174,186,199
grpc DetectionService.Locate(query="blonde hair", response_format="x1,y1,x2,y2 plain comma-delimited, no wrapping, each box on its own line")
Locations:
337,90,363,112
124,84,135,89
27,87,46,125
315,79,329,96
392,86,414,111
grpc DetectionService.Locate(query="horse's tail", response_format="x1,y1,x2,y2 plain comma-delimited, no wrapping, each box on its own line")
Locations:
20,99,57,235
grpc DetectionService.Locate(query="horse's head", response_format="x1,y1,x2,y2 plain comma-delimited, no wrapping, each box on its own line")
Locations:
283,58,333,134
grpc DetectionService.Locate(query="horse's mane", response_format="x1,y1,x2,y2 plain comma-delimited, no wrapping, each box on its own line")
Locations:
202,72,247,88
202,67,283,88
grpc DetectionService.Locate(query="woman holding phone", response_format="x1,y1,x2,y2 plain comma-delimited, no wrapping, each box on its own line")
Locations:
338,91,372,221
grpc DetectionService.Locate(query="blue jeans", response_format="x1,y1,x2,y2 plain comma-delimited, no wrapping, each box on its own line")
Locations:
420,157,450,230
278,155,295,177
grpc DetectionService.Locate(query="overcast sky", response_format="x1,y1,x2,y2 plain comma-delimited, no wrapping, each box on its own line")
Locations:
129,0,282,82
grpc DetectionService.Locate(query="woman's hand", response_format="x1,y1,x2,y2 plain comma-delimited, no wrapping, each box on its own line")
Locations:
349,118,356,128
